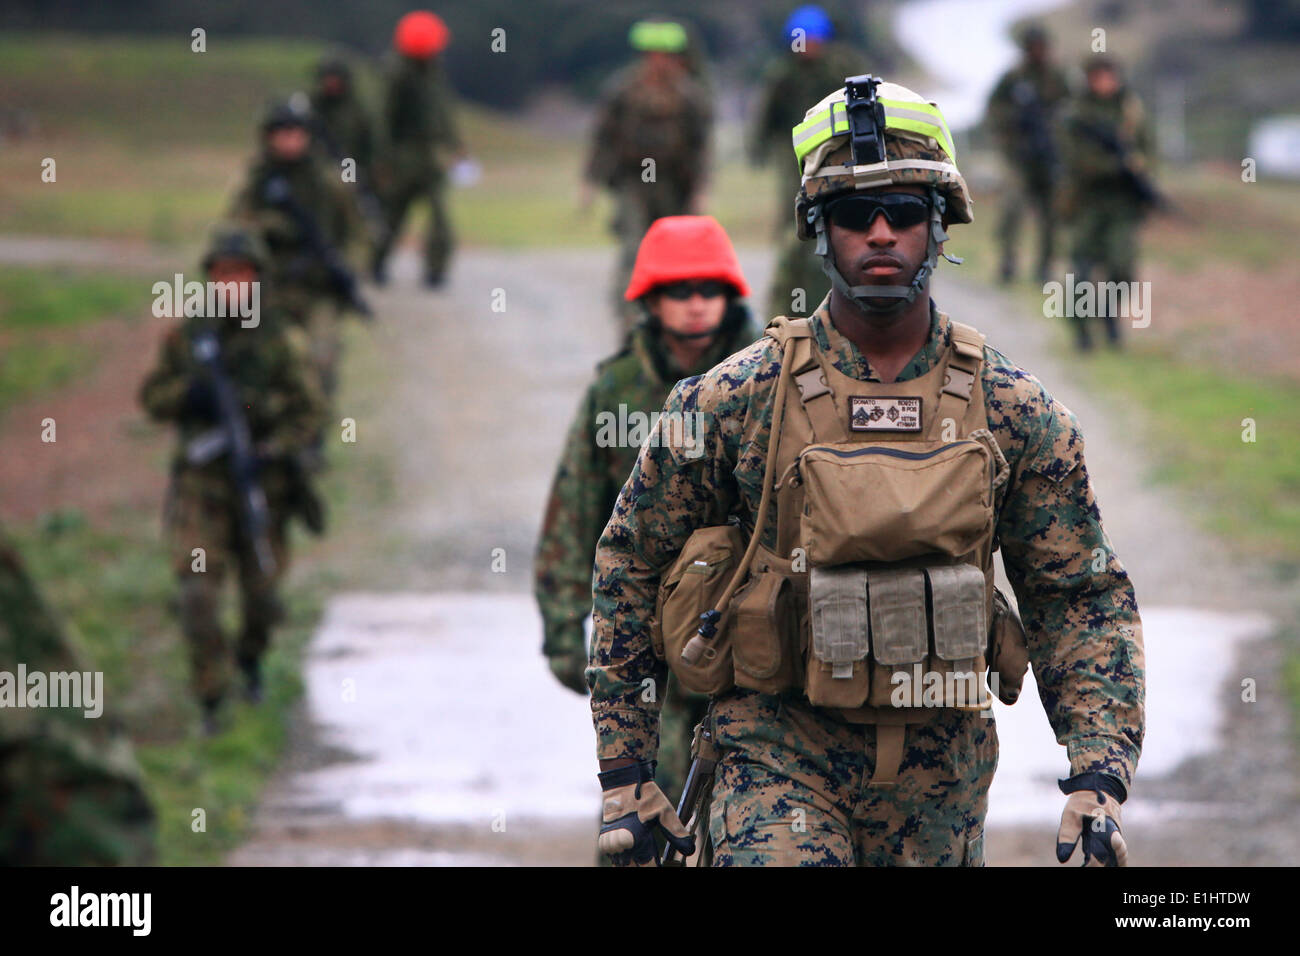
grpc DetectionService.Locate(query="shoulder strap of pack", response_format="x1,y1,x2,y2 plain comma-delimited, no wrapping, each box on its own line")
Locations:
766,316,845,443
936,320,986,432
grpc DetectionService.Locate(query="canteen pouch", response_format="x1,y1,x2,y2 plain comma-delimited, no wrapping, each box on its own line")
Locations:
655,524,744,695
806,565,872,708
988,587,1030,705
865,568,930,707
731,570,801,694
799,439,993,566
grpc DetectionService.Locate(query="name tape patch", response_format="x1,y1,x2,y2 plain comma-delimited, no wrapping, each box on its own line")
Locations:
849,396,922,432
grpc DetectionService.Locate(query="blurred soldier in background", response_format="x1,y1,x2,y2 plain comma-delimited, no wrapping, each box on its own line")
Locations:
310,57,388,254
535,216,759,811
139,225,328,734
751,6,860,319
228,97,363,397
311,58,375,188
1,524,156,865
1060,55,1155,351
581,19,713,326
984,23,1069,284
371,9,467,288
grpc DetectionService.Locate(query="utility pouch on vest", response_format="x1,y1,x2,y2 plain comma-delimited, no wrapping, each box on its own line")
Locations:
988,587,1030,705
654,524,744,695
865,568,929,707
926,564,991,708
732,569,801,694
798,439,993,566
806,566,872,708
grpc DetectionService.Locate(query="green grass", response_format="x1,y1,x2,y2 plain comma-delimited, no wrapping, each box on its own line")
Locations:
0,339,92,407
0,266,143,329
1085,346,1300,565
0,265,145,406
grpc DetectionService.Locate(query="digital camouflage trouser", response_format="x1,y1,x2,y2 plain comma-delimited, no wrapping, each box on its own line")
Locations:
996,166,1058,281
1069,193,1142,349
375,158,453,282
707,691,997,866
609,177,694,327
168,473,290,704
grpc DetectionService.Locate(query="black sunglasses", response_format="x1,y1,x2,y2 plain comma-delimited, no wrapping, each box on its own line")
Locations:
658,279,730,301
826,193,931,232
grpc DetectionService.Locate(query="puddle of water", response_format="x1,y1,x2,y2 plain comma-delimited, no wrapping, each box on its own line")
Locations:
296,592,600,830
987,605,1271,827
894,0,1073,131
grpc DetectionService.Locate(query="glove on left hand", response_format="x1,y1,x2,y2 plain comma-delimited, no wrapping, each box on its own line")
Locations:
1056,772,1128,867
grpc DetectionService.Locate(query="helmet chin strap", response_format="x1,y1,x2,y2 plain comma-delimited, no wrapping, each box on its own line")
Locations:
813,187,962,314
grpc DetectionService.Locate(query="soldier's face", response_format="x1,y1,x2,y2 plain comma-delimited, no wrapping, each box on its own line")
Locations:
827,184,931,305
649,284,728,340
267,125,311,161
207,258,259,315
1088,68,1120,97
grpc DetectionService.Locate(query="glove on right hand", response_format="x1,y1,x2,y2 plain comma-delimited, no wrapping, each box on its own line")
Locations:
597,760,694,867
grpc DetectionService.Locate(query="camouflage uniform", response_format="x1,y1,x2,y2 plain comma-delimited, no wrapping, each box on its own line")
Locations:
228,146,358,396
139,313,327,709
750,45,862,317
372,54,462,284
1060,84,1153,348
311,65,376,179
985,60,1070,282
0,526,156,865
534,309,759,805
589,297,1145,866
584,61,712,323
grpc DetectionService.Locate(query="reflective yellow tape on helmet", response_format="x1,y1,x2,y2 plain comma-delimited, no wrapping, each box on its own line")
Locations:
629,20,688,53
792,101,850,165
880,98,957,162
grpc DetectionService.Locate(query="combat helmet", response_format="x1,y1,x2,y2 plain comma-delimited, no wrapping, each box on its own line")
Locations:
394,10,451,59
792,75,971,312
261,94,312,132
201,221,270,275
628,18,689,54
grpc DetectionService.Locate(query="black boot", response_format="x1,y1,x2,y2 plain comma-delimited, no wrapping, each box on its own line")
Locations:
238,657,263,704
201,697,223,737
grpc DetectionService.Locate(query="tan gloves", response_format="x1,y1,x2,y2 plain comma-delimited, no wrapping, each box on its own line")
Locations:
1056,773,1129,866
597,760,695,866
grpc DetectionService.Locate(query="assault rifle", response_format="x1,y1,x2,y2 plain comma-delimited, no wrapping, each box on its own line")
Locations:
262,175,373,318
184,329,277,577
661,711,720,866
310,118,390,249
1070,116,1178,215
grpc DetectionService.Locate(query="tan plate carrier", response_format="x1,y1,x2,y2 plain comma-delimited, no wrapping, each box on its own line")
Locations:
653,314,1027,786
